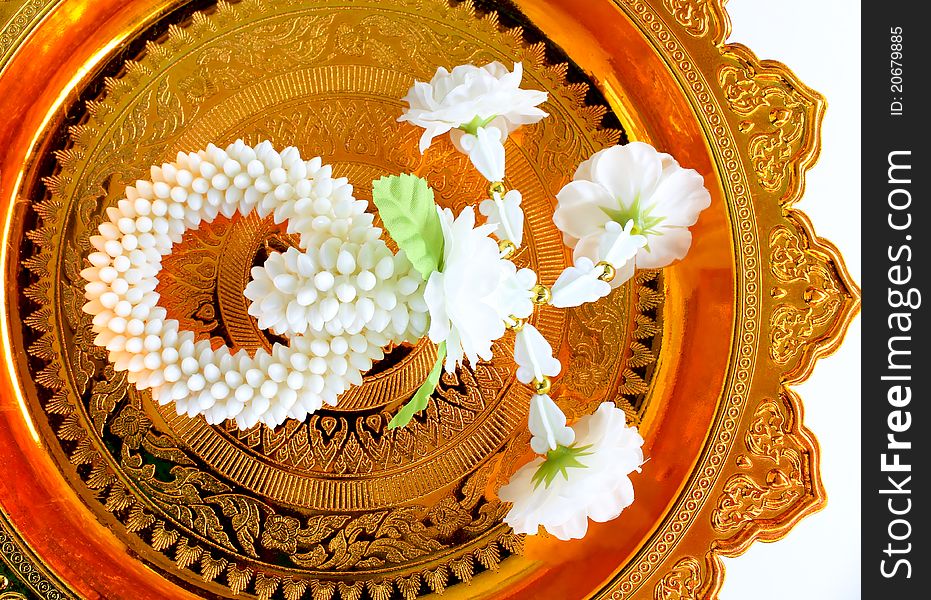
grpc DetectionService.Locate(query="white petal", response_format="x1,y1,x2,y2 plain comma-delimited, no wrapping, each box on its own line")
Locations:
480,189,524,246
459,126,506,181
528,393,574,454
424,271,451,343
598,221,646,289
553,180,615,246
600,221,646,267
550,258,611,308
637,226,693,269
572,230,602,265
588,142,664,207
642,164,711,227
502,191,525,246
496,263,536,321
514,324,561,385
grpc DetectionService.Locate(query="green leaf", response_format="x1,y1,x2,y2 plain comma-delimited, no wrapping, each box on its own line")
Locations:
388,343,447,429
371,174,445,280
531,444,593,489
459,114,497,135
600,194,667,237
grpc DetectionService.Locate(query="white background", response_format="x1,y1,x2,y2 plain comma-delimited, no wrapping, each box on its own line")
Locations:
719,1,861,599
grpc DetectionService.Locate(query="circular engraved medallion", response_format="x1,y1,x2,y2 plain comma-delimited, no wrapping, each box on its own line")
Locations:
11,0,661,596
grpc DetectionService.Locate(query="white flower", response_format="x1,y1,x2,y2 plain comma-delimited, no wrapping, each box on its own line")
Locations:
597,220,648,287
553,142,711,269
513,324,560,385
399,62,547,180
479,189,524,246
453,125,506,182
549,257,612,308
496,261,536,324
528,393,574,454
498,402,644,540
400,62,548,152
424,206,536,372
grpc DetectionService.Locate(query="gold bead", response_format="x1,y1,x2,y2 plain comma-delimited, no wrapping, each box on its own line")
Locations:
506,316,525,331
531,283,551,305
498,238,517,259
488,181,506,197
531,376,552,395
596,261,616,282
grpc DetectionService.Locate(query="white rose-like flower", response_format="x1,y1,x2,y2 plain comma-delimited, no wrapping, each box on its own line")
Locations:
498,402,644,540
553,142,711,269
399,62,548,152
399,62,547,180
424,206,535,372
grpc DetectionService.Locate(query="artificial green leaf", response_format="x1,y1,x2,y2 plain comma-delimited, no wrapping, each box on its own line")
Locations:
371,174,445,280
459,114,497,135
531,444,593,489
600,194,667,237
388,342,447,429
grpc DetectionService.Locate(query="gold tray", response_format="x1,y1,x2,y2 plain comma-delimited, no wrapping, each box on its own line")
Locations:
0,1,859,598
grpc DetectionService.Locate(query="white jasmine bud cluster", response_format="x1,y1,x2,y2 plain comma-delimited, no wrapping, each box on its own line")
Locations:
81,140,428,429
244,238,427,342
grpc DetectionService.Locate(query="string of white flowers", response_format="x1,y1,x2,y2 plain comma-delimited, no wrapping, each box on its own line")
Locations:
399,62,710,540
81,140,428,430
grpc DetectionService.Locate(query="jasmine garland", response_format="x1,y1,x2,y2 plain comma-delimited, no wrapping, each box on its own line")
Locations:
81,60,711,542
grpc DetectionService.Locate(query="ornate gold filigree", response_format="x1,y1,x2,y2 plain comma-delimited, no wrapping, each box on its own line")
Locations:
0,0,57,63
662,0,714,37
0,522,71,599
13,0,661,598
768,217,854,382
711,394,812,533
718,47,825,199
597,1,856,598
0,0,860,597
652,557,704,600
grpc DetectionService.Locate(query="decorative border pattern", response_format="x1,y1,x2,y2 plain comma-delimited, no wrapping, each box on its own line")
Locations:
0,519,71,599
0,0,860,597
602,0,857,598
0,0,58,65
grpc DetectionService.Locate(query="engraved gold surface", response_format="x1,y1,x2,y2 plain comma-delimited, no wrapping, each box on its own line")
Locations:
0,0,859,599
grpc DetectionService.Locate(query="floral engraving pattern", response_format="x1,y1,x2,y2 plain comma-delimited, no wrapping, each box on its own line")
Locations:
711,395,813,533
769,223,848,376
718,49,823,196
662,0,714,37
653,557,703,600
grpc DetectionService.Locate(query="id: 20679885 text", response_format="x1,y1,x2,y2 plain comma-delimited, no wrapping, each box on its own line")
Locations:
889,27,904,116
